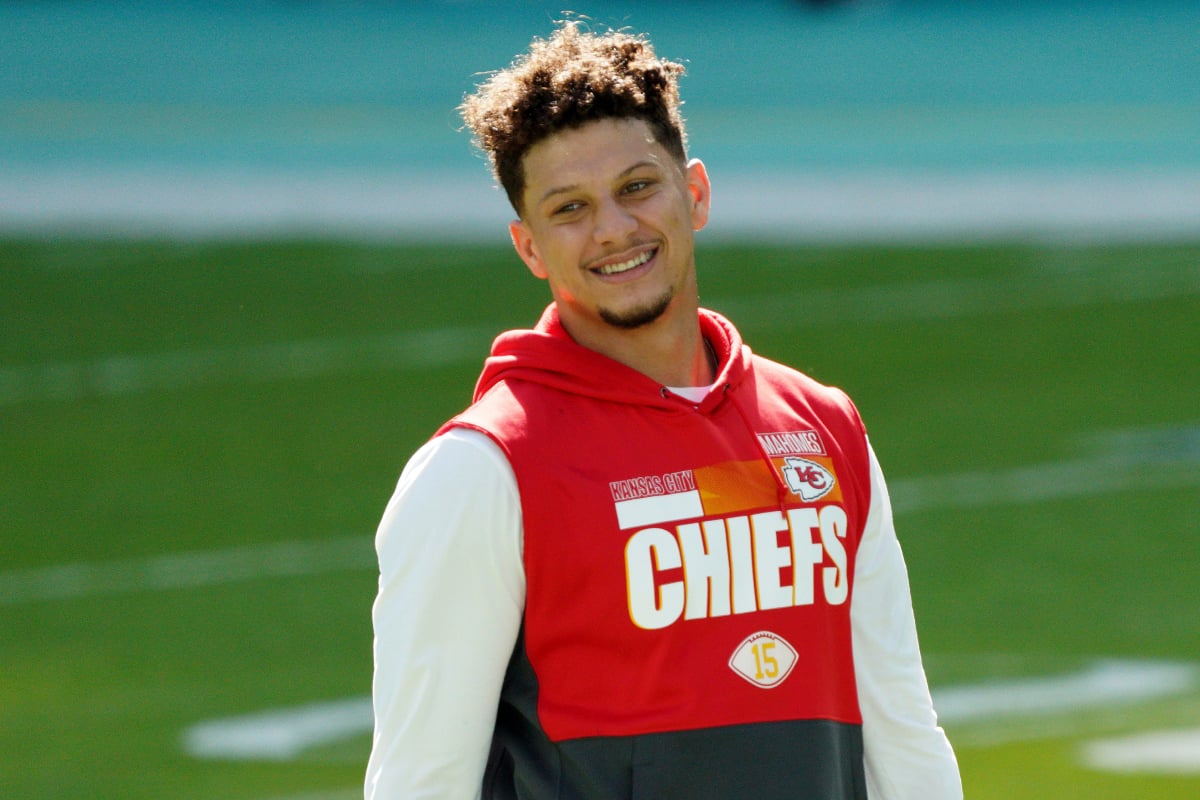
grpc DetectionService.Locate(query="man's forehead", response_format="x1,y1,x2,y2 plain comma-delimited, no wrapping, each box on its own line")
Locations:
522,119,672,195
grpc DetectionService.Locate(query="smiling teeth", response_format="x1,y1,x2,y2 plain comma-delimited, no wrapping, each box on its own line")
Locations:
596,250,653,275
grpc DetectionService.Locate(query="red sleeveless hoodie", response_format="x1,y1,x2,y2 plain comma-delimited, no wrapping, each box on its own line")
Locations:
440,305,873,799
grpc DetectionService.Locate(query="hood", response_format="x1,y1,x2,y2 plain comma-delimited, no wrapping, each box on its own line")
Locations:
473,303,796,506
472,304,754,414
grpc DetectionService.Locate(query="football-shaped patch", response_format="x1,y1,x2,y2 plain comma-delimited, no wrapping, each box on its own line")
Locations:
729,631,798,688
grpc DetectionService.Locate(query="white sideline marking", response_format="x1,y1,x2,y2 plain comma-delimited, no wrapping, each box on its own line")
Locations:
1082,728,1200,774
182,697,373,761
183,659,1198,763
0,535,373,606
4,260,1198,406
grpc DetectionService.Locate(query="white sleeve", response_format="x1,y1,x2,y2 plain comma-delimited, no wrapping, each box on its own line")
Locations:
364,428,525,800
852,438,962,799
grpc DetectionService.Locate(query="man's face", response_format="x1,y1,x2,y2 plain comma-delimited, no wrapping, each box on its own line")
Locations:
509,117,710,340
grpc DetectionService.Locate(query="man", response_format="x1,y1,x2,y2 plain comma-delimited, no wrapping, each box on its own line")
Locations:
366,21,961,800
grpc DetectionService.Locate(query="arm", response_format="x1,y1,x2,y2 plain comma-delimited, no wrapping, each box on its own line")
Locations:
852,438,962,799
365,428,525,800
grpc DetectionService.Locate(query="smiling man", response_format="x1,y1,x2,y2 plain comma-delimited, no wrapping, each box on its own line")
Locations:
508,117,711,386
365,21,961,800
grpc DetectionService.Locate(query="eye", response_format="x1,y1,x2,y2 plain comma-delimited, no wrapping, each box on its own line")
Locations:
623,179,653,194
552,200,584,216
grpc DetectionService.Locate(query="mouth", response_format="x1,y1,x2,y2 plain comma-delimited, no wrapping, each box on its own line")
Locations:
590,247,657,277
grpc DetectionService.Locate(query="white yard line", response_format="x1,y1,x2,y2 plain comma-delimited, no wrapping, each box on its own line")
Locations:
1,425,1196,606
0,327,494,407
183,697,374,762
1082,727,1200,774
4,260,1198,406
890,451,1200,515
184,658,1197,764
0,535,374,606
933,660,1198,726
892,423,1200,513
713,258,1200,328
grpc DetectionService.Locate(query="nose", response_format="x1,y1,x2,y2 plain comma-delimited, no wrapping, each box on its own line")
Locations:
592,195,638,244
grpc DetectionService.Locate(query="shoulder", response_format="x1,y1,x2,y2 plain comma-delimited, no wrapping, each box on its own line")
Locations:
440,379,526,437
438,376,567,456
379,428,520,570
392,427,515,512
749,353,866,435
411,426,512,473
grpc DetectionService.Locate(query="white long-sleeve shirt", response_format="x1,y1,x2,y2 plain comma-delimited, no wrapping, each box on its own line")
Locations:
366,428,961,799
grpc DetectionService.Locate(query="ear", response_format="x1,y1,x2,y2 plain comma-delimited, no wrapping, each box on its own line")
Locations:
685,159,712,232
509,219,548,279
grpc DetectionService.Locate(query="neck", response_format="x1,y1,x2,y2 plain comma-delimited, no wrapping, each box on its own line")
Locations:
562,304,714,388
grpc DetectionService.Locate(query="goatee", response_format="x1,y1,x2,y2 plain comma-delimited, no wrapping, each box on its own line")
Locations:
598,289,674,329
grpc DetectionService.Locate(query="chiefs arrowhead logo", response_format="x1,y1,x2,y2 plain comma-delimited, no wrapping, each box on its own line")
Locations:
781,456,836,502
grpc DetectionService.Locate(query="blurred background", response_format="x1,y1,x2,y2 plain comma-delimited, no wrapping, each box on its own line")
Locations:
2,2,1198,799
4,0,1198,239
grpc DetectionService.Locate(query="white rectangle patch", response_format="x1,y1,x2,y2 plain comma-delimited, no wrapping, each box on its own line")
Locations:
615,490,704,530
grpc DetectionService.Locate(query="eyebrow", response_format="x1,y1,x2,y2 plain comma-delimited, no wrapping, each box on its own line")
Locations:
536,160,660,207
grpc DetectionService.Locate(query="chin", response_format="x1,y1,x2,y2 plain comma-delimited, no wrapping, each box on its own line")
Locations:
598,290,674,330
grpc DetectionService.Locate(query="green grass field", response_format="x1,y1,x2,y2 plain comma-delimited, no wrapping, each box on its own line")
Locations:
2,237,1198,799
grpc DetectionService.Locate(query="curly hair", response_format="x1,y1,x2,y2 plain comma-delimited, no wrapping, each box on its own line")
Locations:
459,21,688,214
